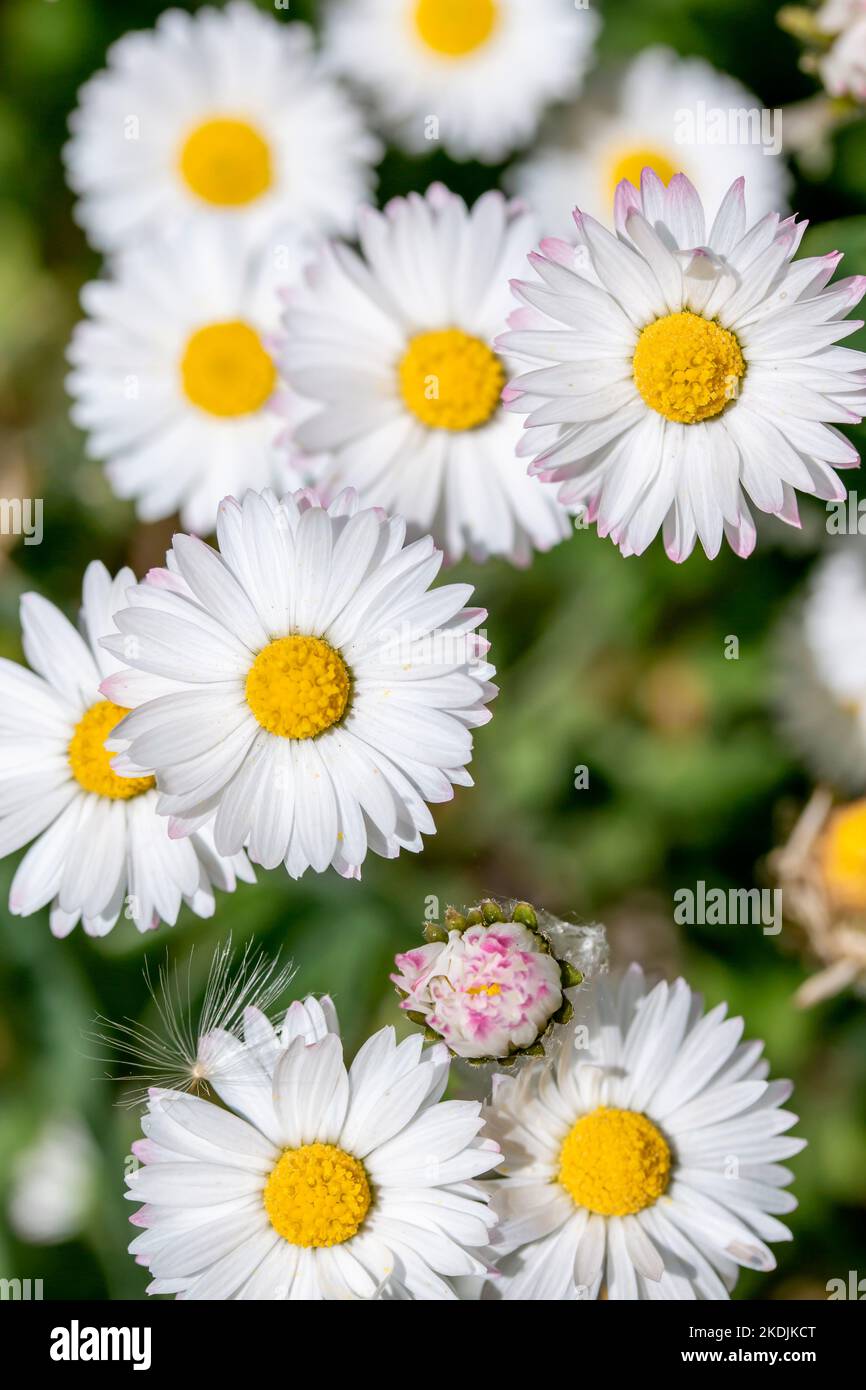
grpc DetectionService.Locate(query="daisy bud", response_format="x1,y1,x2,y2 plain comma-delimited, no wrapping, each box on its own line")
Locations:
392,896,607,1064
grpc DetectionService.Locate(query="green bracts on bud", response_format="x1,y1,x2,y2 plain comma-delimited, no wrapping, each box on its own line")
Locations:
512,901,538,929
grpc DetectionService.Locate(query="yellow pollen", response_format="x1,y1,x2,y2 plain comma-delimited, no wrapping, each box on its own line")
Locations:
607,147,678,203
465,982,502,996
558,1106,672,1217
181,321,276,418
414,0,498,57
245,636,351,740
178,116,272,206
399,328,504,431
632,311,745,424
264,1143,371,1247
818,801,866,912
68,701,155,801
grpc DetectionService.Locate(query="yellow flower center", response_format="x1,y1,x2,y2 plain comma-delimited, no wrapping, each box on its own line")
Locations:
67,701,155,801
819,801,866,912
414,0,498,56
181,321,276,418
465,982,502,996
178,116,272,206
632,311,745,425
263,1143,372,1248
245,636,351,740
558,1106,672,1217
607,146,679,203
399,328,505,431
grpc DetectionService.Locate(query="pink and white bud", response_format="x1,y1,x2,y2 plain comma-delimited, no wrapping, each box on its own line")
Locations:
393,898,607,1063
394,920,563,1060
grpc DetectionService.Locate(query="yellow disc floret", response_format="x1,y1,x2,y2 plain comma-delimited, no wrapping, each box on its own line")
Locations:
607,147,678,203
414,0,498,57
399,328,505,431
181,321,276,418
264,1143,372,1247
178,117,272,206
558,1106,672,1217
819,800,866,912
633,311,745,425
68,701,155,801
245,636,351,740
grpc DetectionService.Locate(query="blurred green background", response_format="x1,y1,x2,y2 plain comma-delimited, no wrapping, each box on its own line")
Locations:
1,0,865,1300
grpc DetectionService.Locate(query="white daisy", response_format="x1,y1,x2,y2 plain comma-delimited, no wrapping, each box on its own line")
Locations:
0,562,254,938
322,0,599,163
100,487,497,879
775,546,866,791
63,2,379,254
127,1016,500,1299
66,222,318,535
501,170,866,561
483,964,803,1300
279,184,571,565
510,47,791,240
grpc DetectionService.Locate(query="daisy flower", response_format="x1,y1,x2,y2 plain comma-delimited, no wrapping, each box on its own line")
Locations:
63,2,379,254
322,0,599,164
127,1016,500,1299
510,48,790,240
501,171,866,561
771,788,866,1006
101,487,496,879
775,547,866,791
392,897,607,1063
279,185,571,565
483,964,803,1300
0,562,253,938
67,224,319,535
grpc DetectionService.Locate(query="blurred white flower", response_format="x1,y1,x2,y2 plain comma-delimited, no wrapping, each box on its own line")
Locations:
322,0,598,163
775,547,866,792
8,1117,97,1245
771,789,866,1006
510,48,791,239
817,0,866,102
63,2,379,253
